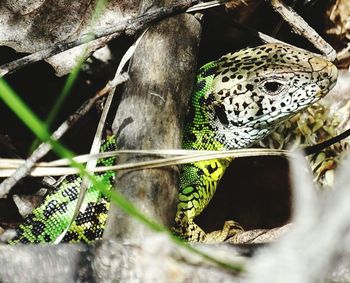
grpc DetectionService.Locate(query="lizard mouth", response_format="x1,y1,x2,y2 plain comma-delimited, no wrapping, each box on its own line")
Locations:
328,63,338,88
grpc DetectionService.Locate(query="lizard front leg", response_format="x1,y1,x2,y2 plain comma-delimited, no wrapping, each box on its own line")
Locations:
174,158,243,242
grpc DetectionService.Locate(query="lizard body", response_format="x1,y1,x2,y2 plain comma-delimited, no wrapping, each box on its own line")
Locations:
175,43,337,241
9,43,337,244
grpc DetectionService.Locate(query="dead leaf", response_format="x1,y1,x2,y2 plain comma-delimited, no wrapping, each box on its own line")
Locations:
0,0,138,76
326,0,350,40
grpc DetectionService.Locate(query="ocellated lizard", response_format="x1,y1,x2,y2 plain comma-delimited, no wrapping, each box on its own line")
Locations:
8,43,338,244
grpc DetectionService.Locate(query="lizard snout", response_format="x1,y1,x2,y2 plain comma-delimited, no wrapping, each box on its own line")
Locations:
309,57,338,96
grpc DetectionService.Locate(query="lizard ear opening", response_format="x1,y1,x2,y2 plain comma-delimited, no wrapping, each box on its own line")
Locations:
213,104,229,127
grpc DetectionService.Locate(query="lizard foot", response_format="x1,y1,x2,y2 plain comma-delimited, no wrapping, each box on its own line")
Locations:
202,220,244,243
174,218,243,243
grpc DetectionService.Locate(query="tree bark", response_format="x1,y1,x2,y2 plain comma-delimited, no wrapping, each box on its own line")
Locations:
0,238,244,283
3,152,350,282
104,2,201,242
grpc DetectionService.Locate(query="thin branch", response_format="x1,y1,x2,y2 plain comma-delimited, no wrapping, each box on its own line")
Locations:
0,73,129,198
187,0,241,12
224,17,327,59
269,0,336,60
0,0,199,77
303,127,350,155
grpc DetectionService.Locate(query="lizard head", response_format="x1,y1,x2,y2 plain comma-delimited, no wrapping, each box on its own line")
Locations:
205,43,338,149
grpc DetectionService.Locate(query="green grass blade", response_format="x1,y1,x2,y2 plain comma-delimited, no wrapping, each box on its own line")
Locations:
0,78,244,272
30,0,109,152
0,78,152,227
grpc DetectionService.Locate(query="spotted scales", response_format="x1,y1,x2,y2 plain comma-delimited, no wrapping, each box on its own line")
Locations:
9,137,116,243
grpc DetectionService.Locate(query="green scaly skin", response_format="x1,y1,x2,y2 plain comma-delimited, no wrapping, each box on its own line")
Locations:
8,43,337,244
9,137,116,243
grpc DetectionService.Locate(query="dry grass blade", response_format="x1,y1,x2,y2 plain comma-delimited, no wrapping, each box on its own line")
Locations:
54,29,149,244
0,148,291,177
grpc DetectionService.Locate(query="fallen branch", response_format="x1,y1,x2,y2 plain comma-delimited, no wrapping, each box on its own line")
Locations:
269,0,336,60
0,0,199,77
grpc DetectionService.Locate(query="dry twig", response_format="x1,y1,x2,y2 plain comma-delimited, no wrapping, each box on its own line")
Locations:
269,0,336,60
0,74,129,198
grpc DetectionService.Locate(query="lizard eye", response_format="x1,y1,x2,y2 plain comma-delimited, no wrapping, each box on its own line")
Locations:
260,81,284,95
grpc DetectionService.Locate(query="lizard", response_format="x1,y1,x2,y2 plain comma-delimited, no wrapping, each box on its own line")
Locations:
8,43,338,244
